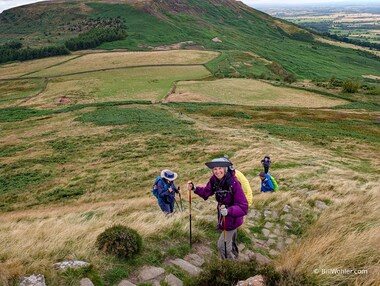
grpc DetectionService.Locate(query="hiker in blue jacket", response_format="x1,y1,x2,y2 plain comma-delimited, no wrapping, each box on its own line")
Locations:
156,169,179,214
259,172,274,193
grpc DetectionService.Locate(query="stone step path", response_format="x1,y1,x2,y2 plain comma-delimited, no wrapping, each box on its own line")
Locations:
118,242,269,286
122,251,205,286
19,200,329,286
18,238,274,286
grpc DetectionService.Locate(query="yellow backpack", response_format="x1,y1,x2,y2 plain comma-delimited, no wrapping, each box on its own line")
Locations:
235,169,253,206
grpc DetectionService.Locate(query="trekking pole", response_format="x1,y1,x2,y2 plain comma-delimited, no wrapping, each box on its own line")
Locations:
189,184,192,248
174,198,181,212
178,187,183,212
223,215,227,259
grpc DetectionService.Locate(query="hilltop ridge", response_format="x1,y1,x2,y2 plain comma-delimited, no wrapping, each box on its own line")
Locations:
2,0,380,82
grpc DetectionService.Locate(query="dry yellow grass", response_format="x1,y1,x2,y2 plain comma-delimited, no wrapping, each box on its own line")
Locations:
276,186,380,286
273,19,305,35
0,198,181,278
31,50,219,77
0,73,379,285
169,78,348,107
1,112,378,284
0,55,77,79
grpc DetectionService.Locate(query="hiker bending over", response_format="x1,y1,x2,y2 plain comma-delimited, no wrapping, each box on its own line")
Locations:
261,155,272,174
187,158,248,259
155,169,179,214
259,172,274,193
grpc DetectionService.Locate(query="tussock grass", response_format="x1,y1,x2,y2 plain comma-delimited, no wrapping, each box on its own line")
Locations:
276,187,380,286
0,198,168,276
0,68,379,285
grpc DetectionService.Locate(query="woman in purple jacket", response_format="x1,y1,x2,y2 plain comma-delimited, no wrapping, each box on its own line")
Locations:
187,157,248,259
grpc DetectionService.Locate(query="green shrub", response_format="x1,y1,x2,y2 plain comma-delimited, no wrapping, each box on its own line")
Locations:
284,73,297,83
188,259,258,286
342,79,360,93
187,259,318,286
37,187,84,203
328,75,336,87
96,225,142,259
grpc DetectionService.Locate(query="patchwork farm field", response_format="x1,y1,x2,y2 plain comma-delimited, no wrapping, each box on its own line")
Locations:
29,50,219,78
169,79,348,107
21,66,211,108
0,55,78,79
0,50,379,286
266,6,380,51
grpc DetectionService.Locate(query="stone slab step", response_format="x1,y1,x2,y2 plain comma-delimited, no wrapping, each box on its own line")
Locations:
138,266,165,281
169,258,201,276
165,274,183,286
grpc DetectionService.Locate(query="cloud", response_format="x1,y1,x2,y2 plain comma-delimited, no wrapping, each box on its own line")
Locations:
0,0,50,13
242,0,348,4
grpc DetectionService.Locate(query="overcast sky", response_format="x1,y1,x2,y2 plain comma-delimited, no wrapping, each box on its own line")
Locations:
0,0,379,13
0,0,47,13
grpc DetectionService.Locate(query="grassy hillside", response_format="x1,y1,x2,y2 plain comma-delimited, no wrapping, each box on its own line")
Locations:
0,50,379,285
0,0,379,284
1,0,380,82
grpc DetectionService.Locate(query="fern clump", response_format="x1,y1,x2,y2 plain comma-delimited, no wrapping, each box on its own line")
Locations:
96,225,142,259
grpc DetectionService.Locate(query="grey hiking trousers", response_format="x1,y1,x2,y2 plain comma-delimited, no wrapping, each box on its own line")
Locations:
217,229,239,259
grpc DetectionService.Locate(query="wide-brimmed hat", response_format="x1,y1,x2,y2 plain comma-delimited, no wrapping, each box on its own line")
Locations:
205,157,233,169
161,169,178,181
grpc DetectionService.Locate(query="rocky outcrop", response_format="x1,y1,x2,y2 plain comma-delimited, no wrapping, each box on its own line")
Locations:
80,278,94,286
212,37,222,43
53,260,90,270
19,274,46,286
236,275,265,286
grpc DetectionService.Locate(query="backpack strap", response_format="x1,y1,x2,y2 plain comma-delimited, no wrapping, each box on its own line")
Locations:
213,172,234,206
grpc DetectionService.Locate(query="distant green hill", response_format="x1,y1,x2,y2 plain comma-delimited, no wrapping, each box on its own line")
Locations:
0,0,379,81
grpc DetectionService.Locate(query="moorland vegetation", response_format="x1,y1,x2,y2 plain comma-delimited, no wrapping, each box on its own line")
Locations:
0,0,379,285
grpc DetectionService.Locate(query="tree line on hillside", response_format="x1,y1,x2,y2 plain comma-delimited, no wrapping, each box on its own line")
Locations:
0,42,70,64
322,32,380,51
293,22,380,51
0,27,127,64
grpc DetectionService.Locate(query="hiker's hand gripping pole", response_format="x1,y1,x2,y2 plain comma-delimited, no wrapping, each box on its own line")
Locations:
221,205,228,259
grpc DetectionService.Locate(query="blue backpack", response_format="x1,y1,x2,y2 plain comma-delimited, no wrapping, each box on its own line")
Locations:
152,176,161,198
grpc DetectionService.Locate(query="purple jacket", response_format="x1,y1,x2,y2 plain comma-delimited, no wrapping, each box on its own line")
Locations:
194,171,248,231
